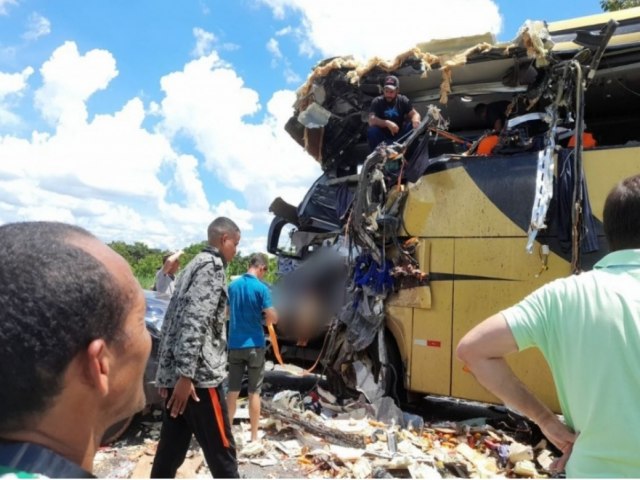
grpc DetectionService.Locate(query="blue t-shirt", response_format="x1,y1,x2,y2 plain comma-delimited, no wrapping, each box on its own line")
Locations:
228,273,273,349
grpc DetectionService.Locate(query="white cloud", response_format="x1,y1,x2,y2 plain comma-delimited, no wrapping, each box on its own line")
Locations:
34,42,118,125
266,38,282,59
191,27,239,56
0,0,17,15
22,12,51,41
267,38,301,84
199,0,211,15
260,0,287,19
275,26,292,36
283,65,301,84
0,108,20,126
192,27,216,57
173,154,209,210
0,42,261,251
242,235,269,255
0,66,33,126
0,98,171,202
0,67,34,99
158,53,322,212
0,17,335,254
258,0,503,60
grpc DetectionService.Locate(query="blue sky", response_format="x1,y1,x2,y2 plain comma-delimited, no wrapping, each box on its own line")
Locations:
0,0,604,252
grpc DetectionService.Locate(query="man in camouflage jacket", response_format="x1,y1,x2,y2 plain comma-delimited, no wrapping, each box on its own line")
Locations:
151,217,241,479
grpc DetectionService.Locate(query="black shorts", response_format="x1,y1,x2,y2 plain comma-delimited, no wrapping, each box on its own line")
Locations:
227,347,265,394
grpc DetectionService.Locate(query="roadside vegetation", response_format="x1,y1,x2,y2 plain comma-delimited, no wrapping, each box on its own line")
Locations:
109,241,278,289
601,0,640,10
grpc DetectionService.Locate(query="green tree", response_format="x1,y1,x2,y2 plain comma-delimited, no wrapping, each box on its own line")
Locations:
227,252,250,279
109,241,135,265
600,0,640,11
226,252,279,284
266,256,278,284
108,240,277,289
181,241,207,268
134,254,163,289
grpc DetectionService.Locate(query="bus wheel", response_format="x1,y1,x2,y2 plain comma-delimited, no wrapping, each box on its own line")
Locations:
382,330,407,404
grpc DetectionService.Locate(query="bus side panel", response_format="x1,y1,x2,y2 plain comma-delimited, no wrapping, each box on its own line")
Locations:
583,146,640,220
409,239,454,396
450,237,565,412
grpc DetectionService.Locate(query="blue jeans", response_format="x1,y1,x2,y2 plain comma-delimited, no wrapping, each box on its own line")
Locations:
367,122,413,151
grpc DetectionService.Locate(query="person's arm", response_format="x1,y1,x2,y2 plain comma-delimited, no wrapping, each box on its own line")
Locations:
162,250,183,274
263,307,278,326
457,314,576,467
408,108,421,129
261,284,278,326
368,112,399,134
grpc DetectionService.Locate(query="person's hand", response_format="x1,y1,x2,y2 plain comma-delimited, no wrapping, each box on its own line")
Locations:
386,120,399,135
412,118,421,129
166,376,199,418
169,250,184,262
550,442,574,474
537,413,577,472
158,387,168,399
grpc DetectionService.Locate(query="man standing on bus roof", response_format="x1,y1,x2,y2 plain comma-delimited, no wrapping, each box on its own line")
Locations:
457,173,640,477
367,75,421,151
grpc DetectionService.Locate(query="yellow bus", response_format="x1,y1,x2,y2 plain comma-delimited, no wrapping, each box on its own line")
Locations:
267,8,640,410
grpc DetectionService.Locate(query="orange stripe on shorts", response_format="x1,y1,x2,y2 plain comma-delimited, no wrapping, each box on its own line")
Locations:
208,387,230,448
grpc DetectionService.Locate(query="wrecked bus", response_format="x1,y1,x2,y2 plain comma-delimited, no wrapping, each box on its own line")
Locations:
267,8,640,411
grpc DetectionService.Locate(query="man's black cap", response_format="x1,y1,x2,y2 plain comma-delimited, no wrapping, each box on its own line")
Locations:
384,75,399,90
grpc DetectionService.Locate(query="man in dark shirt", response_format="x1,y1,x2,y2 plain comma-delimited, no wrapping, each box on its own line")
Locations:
367,75,421,150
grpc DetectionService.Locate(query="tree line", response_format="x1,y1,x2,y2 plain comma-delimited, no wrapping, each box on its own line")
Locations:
601,0,640,10
109,240,278,289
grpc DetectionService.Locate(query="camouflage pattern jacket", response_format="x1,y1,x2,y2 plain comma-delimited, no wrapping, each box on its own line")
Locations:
155,246,228,388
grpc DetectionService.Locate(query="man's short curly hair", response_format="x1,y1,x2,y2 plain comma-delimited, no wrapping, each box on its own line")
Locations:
0,221,130,433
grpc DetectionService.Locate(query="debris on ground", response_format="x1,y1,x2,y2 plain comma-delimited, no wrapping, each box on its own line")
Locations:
94,388,560,478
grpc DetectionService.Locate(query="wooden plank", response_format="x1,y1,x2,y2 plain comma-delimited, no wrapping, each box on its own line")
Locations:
262,400,365,448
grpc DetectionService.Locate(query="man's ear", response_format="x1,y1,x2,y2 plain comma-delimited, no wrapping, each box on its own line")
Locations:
84,339,110,396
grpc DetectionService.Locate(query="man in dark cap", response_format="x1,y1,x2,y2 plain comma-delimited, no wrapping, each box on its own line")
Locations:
367,75,421,150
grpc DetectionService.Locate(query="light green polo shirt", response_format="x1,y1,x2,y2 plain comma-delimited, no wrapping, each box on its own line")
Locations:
503,249,640,478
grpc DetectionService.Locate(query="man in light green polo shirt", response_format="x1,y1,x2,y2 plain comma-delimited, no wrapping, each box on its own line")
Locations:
457,173,640,478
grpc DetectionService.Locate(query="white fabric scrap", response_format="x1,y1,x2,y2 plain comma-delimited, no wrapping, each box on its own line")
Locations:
526,144,554,253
